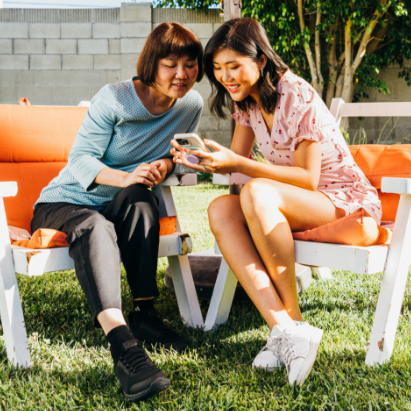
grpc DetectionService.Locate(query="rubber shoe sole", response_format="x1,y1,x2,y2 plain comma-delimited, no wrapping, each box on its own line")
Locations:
292,327,323,386
124,377,171,402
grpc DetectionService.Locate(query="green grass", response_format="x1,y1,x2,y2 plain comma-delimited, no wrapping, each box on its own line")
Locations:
1,184,411,410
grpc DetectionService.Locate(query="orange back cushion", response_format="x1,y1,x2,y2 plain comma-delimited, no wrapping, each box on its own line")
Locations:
348,144,411,221
0,104,88,232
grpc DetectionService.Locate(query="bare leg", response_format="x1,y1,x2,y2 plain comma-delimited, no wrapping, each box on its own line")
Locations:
97,309,127,335
209,180,344,330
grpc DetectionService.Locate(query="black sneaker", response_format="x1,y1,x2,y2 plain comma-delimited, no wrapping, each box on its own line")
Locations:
114,339,170,402
129,308,188,353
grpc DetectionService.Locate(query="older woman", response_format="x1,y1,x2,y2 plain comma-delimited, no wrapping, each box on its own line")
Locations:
32,22,204,402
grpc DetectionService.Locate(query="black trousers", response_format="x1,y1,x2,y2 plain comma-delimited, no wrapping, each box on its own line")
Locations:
31,185,161,327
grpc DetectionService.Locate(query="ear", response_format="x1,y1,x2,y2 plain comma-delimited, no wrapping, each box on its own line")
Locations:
258,55,267,71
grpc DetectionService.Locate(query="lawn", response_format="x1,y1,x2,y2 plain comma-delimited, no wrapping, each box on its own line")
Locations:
0,184,410,410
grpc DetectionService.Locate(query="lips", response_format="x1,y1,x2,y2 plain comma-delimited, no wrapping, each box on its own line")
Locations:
226,84,240,93
173,83,187,88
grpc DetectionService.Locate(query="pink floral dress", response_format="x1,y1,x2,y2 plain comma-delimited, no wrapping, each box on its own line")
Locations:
232,70,382,223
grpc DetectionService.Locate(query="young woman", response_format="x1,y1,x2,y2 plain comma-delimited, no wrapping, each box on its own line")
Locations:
171,18,381,386
32,23,204,402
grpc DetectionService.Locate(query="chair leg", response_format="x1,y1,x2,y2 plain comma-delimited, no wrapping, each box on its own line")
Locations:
204,257,238,332
311,267,333,281
167,255,204,329
0,199,31,368
366,194,411,366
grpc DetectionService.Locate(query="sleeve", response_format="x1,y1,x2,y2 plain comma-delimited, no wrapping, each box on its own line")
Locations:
67,85,117,191
285,82,324,151
186,92,204,133
231,103,252,127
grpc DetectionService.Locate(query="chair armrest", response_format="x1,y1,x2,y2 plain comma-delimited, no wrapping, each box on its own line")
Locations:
381,177,411,195
0,182,17,198
213,173,252,186
160,173,197,187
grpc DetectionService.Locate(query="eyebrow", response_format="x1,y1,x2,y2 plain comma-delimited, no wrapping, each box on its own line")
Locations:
164,57,197,62
213,60,238,65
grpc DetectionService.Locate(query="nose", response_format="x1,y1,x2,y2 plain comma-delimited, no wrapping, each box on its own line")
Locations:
221,68,232,83
175,65,188,79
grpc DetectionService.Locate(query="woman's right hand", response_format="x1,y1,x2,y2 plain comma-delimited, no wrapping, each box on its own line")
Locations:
121,163,162,188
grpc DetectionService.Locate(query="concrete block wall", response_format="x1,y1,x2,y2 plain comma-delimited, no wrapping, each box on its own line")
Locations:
0,4,232,146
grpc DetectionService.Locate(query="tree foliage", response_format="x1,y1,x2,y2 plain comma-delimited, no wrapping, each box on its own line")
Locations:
155,0,411,106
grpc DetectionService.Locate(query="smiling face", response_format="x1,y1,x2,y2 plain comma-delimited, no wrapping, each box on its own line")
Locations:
212,48,266,102
154,54,199,100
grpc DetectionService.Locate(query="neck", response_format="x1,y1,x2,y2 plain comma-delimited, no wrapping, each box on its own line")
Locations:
134,80,176,115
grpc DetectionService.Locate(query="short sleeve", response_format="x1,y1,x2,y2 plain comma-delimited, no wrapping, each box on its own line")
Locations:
231,103,252,127
284,82,324,151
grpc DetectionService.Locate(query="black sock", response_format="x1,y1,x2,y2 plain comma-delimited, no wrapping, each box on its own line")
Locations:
133,298,155,312
106,325,134,364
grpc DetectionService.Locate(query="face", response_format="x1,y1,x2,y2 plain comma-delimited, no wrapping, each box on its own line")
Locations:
212,48,266,101
154,54,199,99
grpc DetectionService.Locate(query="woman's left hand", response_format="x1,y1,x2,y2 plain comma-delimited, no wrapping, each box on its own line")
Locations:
170,139,242,174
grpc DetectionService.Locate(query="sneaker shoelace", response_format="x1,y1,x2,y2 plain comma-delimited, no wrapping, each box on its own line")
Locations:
120,346,153,374
278,331,297,367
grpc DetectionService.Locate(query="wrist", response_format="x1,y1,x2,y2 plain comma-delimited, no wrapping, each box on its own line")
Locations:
234,154,248,174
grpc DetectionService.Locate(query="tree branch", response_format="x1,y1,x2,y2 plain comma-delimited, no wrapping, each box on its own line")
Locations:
315,3,324,97
366,23,391,54
326,21,338,107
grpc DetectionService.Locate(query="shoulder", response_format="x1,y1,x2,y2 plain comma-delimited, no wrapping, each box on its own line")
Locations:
279,71,315,104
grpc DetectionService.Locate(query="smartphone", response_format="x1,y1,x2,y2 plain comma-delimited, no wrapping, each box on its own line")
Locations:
174,133,207,164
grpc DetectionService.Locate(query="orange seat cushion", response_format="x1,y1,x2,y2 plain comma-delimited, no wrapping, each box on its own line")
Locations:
293,208,392,246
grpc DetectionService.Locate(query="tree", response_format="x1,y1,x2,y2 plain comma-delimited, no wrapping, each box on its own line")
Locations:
155,0,411,107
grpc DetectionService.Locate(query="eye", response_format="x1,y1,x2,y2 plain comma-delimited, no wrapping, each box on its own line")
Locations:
186,64,197,68
164,65,176,68
230,66,240,70
213,66,221,70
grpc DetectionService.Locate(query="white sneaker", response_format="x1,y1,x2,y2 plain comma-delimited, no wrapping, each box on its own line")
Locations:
252,328,284,371
274,323,323,386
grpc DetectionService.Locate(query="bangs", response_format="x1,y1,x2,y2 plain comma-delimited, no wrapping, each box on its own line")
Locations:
160,27,203,60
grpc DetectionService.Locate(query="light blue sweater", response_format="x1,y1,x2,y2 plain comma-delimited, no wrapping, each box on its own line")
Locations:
35,80,203,210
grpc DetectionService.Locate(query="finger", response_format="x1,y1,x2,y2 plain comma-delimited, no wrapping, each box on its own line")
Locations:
140,170,157,183
173,155,206,172
188,149,213,159
170,139,184,152
203,139,223,152
137,177,154,187
143,165,162,180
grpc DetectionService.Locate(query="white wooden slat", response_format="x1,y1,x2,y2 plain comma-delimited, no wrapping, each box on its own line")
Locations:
12,233,192,276
294,240,388,274
338,102,411,118
160,174,197,187
366,194,411,365
0,182,18,198
204,258,238,331
311,267,334,281
381,177,411,195
329,98,345,126
153,185,182,232
213,173,252,186
0,198,31,368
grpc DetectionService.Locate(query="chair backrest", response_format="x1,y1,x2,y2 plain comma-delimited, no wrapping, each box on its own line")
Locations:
0,104,88,232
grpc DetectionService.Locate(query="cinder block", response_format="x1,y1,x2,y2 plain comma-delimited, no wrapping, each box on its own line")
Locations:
213,23,224,32
16,85,54,104
121,68,137,81
109,39,121,54
121,38,146,54
94,55,121,70
29,24,60,39
93,23,120,39
0,40,12,54
0,70,35,85
30,55,61,70
71,70,107,85
0,86,17,101
121,53,139,70
184,23,213,39
53,85,90,103
0,23,29,39
63,55,93,70
198,115,218,131
46,39,77,54
218,118,232,131
35,70,71,86
107,70,121,84
120,3,152,22
14,39,45,54
89,85,105,99
0,55,28,70
120,22,151,38
204,130,231,147
61,23,92,39
193,80,212,98
78,39,108,55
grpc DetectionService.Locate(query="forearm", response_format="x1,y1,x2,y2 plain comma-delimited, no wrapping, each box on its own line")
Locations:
163,158,174,174
94,167,128,188
236,156,319,191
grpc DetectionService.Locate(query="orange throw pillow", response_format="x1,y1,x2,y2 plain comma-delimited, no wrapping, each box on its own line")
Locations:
292,209,391,247
11,216,178,249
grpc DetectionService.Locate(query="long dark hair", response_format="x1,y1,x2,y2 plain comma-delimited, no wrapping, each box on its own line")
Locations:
204,18,288,119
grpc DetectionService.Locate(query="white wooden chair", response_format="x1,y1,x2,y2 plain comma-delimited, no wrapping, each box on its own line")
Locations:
0,99,205,368
204,98,411,366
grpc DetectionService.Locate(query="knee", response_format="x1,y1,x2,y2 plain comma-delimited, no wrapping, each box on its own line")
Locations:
76,212,115,240
118,185,159,215
240,179,281,217
208,195,238,235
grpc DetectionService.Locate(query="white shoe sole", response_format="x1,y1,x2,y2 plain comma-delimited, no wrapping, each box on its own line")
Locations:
293,328,323,386
252,363,282,372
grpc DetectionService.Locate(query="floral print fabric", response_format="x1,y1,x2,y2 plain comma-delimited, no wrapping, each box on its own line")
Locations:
232,70,382,223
